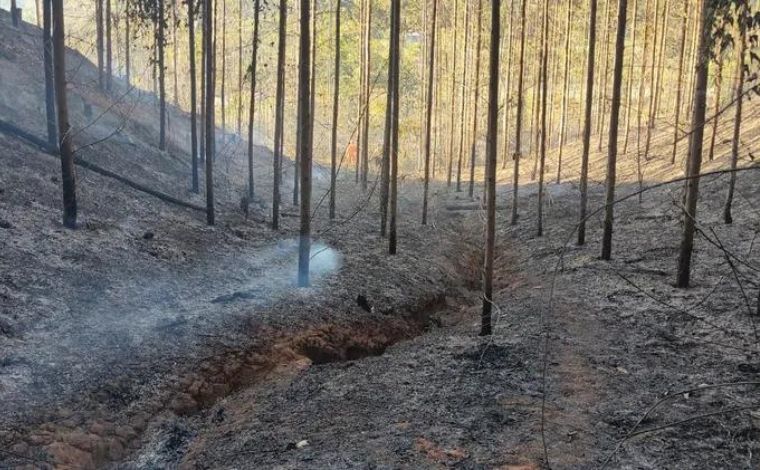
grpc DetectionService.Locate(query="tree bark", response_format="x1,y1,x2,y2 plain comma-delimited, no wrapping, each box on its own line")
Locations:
446,0,459,184
297,0,313,287
622,0,638,153
671,0,689,164
158,0,166,150
597,0,613,151
329,0,340,220
272,0,287,230
500,0,515,171
388,0,400,255
676,0,710,288
724,3,747,225
43,0,57,149
360,0,371,190
601,0,628,261
557,0,572,183
510,0,527,225
51,0,77,229
707,52,723,161
105,0,112,91
204,0,216,225
247,0,260,199
536,0,549,237
481,0,501,336
96,0,104,89
422,0,438,225
189,0,199,193
456,2,471,193
468,0,484,199
578,0,597,246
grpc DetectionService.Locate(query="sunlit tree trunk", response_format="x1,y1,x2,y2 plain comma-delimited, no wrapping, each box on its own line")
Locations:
360,0,371,190
329,0,340,220
297,0,314,287
601,0,628,261
500,0,515,171
536,0,549,237
557,0,572,183
422,0,437,225
622,0,638,154
467,0,483,199
125,0,131,86
237,0,243,135
510,0,526,225
272,0,287,230
671,0,689,164
707,51,724,161
481,0,501,337
96,0,105,89
676,0,710,288
158,0,167,150
597,0,612,151
106,0,112,91
247,0,260,199
446,0,459,185
456,2,471,193
578,0,597,246
189,0,199,193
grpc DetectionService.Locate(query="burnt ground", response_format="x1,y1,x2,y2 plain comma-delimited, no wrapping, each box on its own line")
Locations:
3,8,760,470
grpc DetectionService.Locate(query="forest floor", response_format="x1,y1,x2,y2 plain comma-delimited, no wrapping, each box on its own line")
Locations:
3,8,760,470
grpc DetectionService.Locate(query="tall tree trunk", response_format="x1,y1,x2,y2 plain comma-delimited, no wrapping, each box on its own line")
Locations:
125,0,131,86
158,0,167,150
105,0,112,91
297,0,313,287
635,0,652,152
204,0,215,225
500,0,515,170
51,0,77,229
622,0,638,153
650,0,668,125
597,0,612,150
671,0,689,164
578,0,597,246
272,0,287,230
380,0,397,237
422,0,437,225
644,0,666,161
200,0,206,162
467,0,484,199
237,0,243,135
96,0,104,89
481,0,501,337
601,0,628,261
510,0,526,225
220,0,226,133
724,3,747,225
172,0,179,106
557,0,572,182
360,0,371,190
536,0,549,237
388,0,400,255
456,1,471,193
189,0,199,193
43,0,57,148
36,0,42,26
707,52,723,161
329,0,340,220
247,0,260,199
447,0,459,184
676,0,710,288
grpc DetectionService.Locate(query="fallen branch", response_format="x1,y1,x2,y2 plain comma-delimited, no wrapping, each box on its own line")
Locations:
0,119,204,212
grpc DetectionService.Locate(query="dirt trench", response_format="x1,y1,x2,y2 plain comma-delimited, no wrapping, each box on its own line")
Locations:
3,233,484,469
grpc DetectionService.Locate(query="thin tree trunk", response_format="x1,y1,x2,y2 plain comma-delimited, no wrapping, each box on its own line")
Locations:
447,0,459,184
43,0,57,148
707,52,723,161
172,0,179,106
204,0,215,225
578,0,597,246
106,0,112,91
597,0,612,150
52,0,77,229
272,0,287,230
220,0,226,133
644,0,666,160
422,0,437,225
456,1,471,192
125,0,131,86
189,0,199,193
237,0,243,135
158,0,166,150
329,0,341,220
297,0,313,287
388,0,400,254
481,0,501,336
557,0,572,182
601,0,628,261
510,0,526,225
360,0,371,190
501,0,515,170
724,4,747,225
536,0,549,237
200,0,206,162
97,0,104,89
622,0,638,153
247,0,260,199
671,0,689,164
650,0,668,126
676,0,710,288
468,0,483,199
